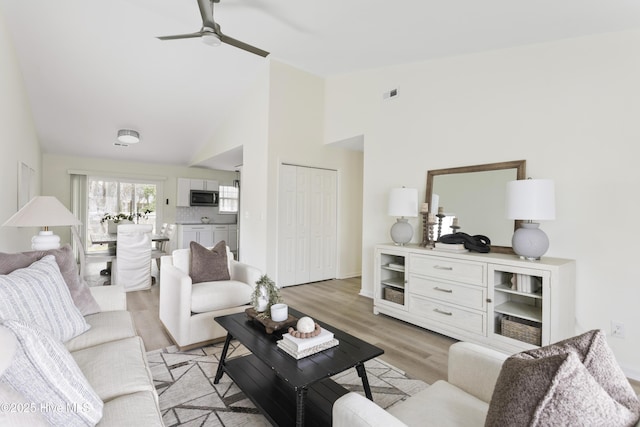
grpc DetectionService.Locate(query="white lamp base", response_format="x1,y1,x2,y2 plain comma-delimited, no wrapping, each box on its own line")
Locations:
31,231,61,251
512,222,549,260
390,218,413,246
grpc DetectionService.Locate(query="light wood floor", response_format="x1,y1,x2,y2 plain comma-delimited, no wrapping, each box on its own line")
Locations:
125,277,455,385
125,276,640,392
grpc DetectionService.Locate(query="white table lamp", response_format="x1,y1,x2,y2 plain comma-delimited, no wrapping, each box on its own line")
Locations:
2,196,81,250
506,179,555,260
388,187,418,245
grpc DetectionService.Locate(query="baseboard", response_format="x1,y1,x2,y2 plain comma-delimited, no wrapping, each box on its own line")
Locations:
621,364,640,382
359,289,373,299
337,272,361,279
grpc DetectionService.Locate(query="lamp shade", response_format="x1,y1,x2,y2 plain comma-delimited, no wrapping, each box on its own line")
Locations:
388,188,418,217
505,179,555,221
3,196,81,228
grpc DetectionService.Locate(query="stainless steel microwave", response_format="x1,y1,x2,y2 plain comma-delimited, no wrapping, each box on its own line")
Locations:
190,190,218,207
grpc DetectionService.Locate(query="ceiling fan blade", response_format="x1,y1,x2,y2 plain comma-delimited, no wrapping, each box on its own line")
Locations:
157,32,203,41
219,33,269,57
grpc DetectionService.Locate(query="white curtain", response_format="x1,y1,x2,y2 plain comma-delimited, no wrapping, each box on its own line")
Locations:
70,173,88,260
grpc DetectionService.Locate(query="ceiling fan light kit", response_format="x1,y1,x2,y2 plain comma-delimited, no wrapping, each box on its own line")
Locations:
201,31,221,46
116,129,140,145
157,0,269,57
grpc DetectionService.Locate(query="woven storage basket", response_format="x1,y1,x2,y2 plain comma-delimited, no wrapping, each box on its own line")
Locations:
501,316,541,346
383,287,404,305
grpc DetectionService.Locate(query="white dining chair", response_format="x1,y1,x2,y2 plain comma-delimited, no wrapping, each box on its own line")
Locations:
71,225,115,284
112,224,153,292
151,223,177,271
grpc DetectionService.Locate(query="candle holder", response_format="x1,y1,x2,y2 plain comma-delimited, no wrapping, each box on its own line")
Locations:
427,220,437,248
450,225,461,233
421,212,429,247
436,213,446,239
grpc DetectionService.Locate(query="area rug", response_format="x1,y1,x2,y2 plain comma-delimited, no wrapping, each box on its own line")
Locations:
147,340,429,427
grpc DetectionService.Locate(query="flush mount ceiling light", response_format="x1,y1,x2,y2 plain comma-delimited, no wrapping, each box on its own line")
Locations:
116,129,140,145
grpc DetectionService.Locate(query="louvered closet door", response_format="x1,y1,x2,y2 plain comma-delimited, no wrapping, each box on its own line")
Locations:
278,165,337,287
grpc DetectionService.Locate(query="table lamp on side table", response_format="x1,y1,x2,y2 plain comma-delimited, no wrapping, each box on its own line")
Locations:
506,179,555,260
388,187,418,246
2,196,81,250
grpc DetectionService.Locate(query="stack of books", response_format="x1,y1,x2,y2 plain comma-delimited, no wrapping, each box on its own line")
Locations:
510,274,541,293
433,242,469,253
277,328,339,359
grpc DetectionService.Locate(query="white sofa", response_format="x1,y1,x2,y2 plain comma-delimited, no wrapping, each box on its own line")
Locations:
159,246,262,349
0,285,164,427
333,342,508,427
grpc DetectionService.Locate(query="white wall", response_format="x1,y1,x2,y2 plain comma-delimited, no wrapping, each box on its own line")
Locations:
325,30,640,378
0,9,41,252
204,62,271,272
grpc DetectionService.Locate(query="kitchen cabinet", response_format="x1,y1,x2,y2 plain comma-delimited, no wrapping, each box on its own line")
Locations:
213,225,228,246
176,178,191,207
177,223,238,253
177,224,214,249
190,179,218,191
374,243,575,353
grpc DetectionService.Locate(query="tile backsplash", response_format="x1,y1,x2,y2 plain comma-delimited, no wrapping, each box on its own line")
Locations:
175,206,237,224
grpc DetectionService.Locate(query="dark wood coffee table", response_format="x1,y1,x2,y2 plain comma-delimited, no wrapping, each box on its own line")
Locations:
214,308,384,427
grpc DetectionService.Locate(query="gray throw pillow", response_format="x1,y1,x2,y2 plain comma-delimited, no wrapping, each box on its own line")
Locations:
0,255,90,342
0,320,103,426
485,329,640,426
0,244,101,315
189,240,230,284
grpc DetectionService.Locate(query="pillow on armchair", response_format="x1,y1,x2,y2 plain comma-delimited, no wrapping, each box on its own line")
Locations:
189,240,230,283
485,329,640,426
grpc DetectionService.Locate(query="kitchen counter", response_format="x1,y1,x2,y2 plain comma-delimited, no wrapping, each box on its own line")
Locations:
175,221,237,225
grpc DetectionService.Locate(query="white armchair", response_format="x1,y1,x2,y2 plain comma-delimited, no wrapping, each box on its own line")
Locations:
159,245,262,349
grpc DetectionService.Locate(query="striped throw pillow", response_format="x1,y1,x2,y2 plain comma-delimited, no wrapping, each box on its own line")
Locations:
0,320,103,426
0,255,89,342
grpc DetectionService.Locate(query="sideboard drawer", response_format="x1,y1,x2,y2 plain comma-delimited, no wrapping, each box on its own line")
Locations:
410,254,485,286
410,275,486,310
409,294,485,335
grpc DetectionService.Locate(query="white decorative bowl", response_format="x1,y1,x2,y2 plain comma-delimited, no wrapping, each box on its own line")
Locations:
201,217,210,223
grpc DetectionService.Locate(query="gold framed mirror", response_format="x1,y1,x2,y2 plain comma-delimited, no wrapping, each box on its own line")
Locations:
425,160,526,254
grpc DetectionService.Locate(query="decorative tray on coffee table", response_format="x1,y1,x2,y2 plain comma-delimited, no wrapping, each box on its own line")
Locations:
245,308,298,334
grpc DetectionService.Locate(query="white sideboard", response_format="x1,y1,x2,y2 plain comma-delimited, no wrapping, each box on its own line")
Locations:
374,243,576,353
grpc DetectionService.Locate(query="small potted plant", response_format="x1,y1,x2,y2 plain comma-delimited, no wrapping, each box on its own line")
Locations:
251,275,282,319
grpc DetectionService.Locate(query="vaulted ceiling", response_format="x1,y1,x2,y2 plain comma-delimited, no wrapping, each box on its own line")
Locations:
2,0,640,169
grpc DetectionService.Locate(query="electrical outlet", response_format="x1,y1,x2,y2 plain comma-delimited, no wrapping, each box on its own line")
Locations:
611,321,625,338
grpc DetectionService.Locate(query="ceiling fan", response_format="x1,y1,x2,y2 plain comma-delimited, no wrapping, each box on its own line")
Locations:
157,0,269,57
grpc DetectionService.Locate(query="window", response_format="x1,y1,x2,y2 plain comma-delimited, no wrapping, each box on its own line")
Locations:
87,177,158,247
218,185,239,213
